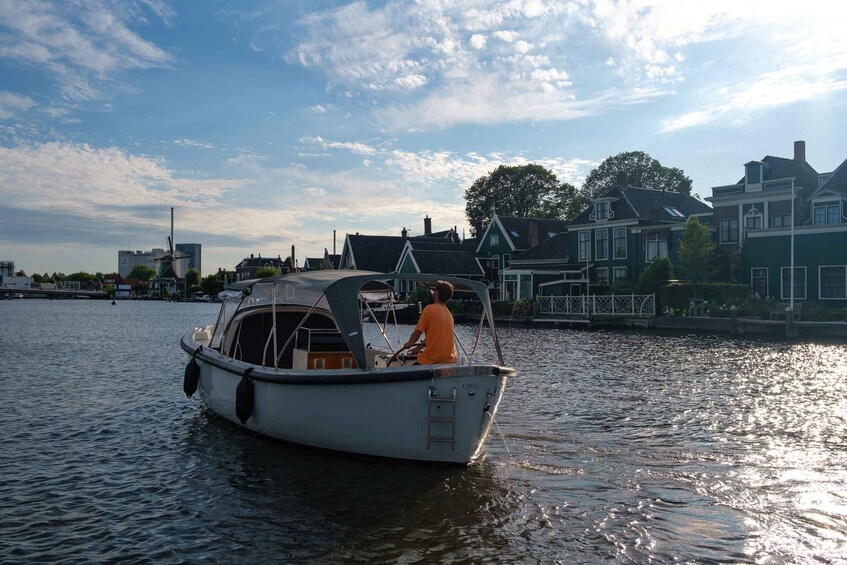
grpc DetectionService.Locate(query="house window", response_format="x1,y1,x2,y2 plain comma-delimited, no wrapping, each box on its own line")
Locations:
613,228,627,259
491,255,500,272
613,267,628,283
663,206,685,218
596,202,609,220
751,267,768,298
645,233,668,262
820,266,846,299
814,204,841,225
747,163,761,184
781,267,806,300
771,214,790,228
578,230,591,262
596,268,609,286
520,275,532,300
595,229,609,260
745,214,762,231
490,233,500,246
503,274,518,302
503,254,511,268
720,218,738,243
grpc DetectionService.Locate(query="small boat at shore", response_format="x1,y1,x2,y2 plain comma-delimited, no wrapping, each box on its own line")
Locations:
180,271,515,464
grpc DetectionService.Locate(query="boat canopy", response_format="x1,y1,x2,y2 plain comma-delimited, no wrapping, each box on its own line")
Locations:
222,271,503,368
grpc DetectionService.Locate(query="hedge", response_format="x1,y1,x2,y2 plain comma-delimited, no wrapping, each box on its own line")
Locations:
659,282,752,311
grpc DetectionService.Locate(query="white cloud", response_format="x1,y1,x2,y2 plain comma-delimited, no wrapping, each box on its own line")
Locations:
0,0,173,100
493,30,519,43
0,91,35,119
470,34,487,50
301,135,378,155
309,104,329,113
174,138,215,149
395,73,428,89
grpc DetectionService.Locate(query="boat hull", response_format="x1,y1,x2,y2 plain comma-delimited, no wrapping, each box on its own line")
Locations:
184,338,510,464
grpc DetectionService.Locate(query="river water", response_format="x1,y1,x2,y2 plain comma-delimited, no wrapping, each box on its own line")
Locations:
1,300,845,563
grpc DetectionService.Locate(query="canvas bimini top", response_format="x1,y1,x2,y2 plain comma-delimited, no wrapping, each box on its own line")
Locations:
219,271,504,369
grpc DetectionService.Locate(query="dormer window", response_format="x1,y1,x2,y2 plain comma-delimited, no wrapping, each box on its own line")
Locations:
746,162,762,185
589,197,617,222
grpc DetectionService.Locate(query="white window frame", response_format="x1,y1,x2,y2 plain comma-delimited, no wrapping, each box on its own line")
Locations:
780,266,807,300
720,218,739,243
578,230,591,262
645,232,668,262
595,267,609,286
751,267,768,297
612,267,627,284
771,214,790,228
819,265,847,300
595,228,609,261
613,227,627,259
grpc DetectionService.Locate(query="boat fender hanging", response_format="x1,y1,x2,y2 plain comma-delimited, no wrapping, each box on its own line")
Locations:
183,348,202,398
236,367,254,425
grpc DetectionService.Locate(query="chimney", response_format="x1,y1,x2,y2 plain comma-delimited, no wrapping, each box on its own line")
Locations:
423,215,432,235
333,229,336,255
528,219,539,247
401,227,408,239
794,140,806,163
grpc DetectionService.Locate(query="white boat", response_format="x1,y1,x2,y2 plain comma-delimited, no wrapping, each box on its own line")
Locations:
180,271,515,464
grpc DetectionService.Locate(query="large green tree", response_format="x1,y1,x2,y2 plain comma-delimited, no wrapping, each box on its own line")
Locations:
128,264,156,281
465,164,581,234
185,268,201,288
678,218,718,297
256,266,280,278
200,274,225,296
582,151,692,198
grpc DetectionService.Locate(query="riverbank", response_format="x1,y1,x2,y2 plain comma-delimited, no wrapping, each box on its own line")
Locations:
498,315,847,341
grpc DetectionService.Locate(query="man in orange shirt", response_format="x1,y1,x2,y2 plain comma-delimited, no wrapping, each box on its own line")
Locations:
397,280,456,364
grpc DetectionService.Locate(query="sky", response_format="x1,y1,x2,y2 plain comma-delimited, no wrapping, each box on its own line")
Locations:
1,0,846,276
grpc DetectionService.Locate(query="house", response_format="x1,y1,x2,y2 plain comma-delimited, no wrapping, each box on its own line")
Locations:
475,214,569,298
303,249,341,271
394,239,484,294
338,216,460,273
501,233,589,300
733,147,847,304
562,186,712,291
235,254,288,281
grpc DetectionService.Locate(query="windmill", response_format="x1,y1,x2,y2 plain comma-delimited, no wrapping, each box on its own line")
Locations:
153,207,191,299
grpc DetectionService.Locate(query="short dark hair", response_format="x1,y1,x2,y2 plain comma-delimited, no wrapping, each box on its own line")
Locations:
435,281,453,303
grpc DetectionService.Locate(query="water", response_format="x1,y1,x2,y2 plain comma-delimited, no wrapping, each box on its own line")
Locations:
1,300,846,563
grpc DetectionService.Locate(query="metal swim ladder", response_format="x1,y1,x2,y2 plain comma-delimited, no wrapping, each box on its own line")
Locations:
427,387,456,450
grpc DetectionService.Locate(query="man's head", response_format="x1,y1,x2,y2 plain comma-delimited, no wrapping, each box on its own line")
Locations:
434,280,453,304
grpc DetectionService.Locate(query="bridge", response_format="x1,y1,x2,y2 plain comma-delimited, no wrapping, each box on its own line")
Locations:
1,287,110,299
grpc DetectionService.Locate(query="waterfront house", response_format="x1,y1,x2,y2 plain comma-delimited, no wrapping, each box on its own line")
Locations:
500,233,588,300
562,186,711,291
475,214,569,299
707,140,847,305
235,254,288,281
394,239,484,294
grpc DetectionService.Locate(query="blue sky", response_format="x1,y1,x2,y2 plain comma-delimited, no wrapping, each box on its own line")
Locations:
1,0,846,275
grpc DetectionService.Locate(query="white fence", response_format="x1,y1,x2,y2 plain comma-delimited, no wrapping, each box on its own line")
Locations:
535,294,655,318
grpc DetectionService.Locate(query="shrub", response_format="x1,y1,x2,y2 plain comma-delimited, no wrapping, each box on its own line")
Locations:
492,301,514,316
659,282,752,311
607,281,635,295
634,257,672,295
511,299,533,319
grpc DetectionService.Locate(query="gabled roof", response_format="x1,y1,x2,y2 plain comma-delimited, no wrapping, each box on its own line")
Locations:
738,155,820,193
344,235,408,273
407,249,484,276
496,216,569,250
570,186,711,225
510,233,569,263
809,156,847,198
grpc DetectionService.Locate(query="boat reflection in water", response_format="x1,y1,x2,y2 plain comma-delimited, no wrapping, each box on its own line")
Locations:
181,271,516,464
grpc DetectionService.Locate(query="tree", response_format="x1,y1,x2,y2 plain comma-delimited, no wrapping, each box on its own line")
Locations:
15,269,26,276
634,256,672,295
185,268,201,288
201,274,225,296
582,151,692,198
465,164,580,234
677,218,718,297
255,266,280,278
128,264,156,281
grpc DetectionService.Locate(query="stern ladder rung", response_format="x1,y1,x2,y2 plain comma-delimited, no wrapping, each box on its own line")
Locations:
427,387,456,450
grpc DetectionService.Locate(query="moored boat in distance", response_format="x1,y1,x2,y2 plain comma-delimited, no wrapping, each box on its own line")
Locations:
180,271,515,464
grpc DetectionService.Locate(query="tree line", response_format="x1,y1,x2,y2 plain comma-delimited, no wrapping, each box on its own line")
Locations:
465,150,693,234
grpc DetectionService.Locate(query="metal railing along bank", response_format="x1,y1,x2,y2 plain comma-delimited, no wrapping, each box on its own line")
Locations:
535,294,655,318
